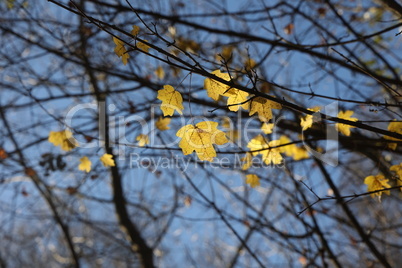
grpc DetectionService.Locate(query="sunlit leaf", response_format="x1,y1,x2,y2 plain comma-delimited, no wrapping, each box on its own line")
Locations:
157,85,184,116
78,156,91,173
335,110,358,136
100,153,115,167
176,121,228,162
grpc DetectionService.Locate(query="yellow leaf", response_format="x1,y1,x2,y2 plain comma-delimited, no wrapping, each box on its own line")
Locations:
247,135,282,165
176,37,200,53
300,106,320,131
155,117,171,131
100,153,115,167
227,89,249,111
279,135,309,161
48,130,77,151
384,120,402,150
278,136,295,157
246,174,260,188
215,45,234,62
364,174,391,198
292,147,309,160
137,40,150,52
136,134,149,147
176,121,228,162
78,156,91,173
389,163,402,190
335,110,358,136
157,85,184,116
204,70,235,101
6,0,14,9
241,153,253,170
113,37,129,65
244,58,256,71
131,25,140,36
155,66,165,80
249,97,281,122
261,123,274,134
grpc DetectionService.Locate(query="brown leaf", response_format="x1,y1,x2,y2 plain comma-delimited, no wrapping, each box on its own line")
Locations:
284,23,294,35
66,187,78,195
25,167,36,177
184,196,192,207
0,148,7,159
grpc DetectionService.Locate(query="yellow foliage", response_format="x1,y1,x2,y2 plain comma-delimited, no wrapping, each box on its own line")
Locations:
155,117,171,131
137,40,150,52
78,156,91,173
246,174,260,188
113,37,129,65
155,66,165,80
241,153,253,170
215,45,234,62
157,85,184,116
227,89,249,111
384,120,402,150
176,37,200,53
389,163,402,190
176,121,228,162
48,130,77,151
244,58,256,71
279,136,308,160
335,110,358,136
136,134,149,147
204,70,235,101
131,25,140,36
249,97,281,122
100,153,115,167
247,134,282,165
300,106,320,131
261,123,274,134
364,174,391,199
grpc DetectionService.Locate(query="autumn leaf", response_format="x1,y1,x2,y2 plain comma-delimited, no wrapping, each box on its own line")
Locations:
364,174,391,199
227,89,249,111
155,117,171,131
204,70,235,101
155,66,165,80
100,153,115,167
244,58,256,71
113,37,129,65
48,130,77,151
249,97,281,122
0,148,7,160
261,123,274,134
246,174,260,188
279,136,309,161
335,110,358,136
389,163,402,190
136,134,149,147
241,153,253,170
300,106,320,131
176,37,200,53
176,121,228,162
131,25,140,36
137,40,150,52
284,23,294,35
25,167,36,177
157,85,184,116
78,156,91,173
247,134,282,165
384,120,402,150
215,45,234,62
